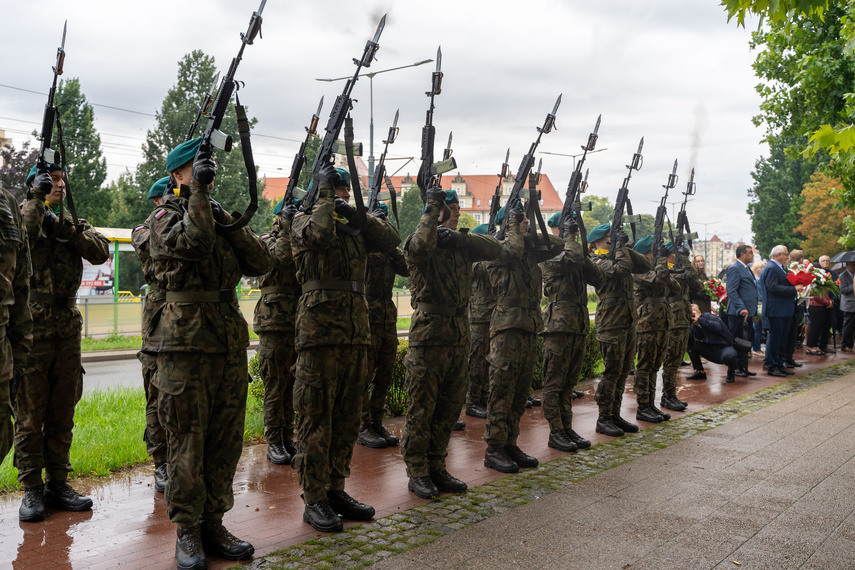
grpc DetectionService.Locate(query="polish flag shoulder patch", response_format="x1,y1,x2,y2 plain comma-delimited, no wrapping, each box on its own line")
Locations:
154,208,168,220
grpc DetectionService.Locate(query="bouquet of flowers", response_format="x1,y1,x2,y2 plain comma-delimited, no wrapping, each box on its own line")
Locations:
787,261,816,288
808,266,840,297
704,277,728,312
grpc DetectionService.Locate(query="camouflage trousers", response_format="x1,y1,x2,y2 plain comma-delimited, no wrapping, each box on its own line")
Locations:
596,329,636,417
362,322,398,425
14,335,83,487
466,321,490,407
292,345,367,505
484,329,536,448
662,327,690,399
541,332,586,433
137,352,167,464
401,344,468,477
634,330,668,405
258,332,297,444
155,350,248,527
0,337,13,464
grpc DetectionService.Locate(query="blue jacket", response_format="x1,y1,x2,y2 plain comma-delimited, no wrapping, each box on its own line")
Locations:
761,261,796,318
725,260,759,316
692,312,735,346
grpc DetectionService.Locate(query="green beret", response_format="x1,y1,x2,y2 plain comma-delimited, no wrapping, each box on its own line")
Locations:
375,202,389,216
334,167,350,188
494,205,506,225
165,137,202,173
633,235,653,254
547,212,561,227
664,241,674,252
471,223,489,234
444,190,459,205
26,162,64,186
273,197,285,215
586,222,610,244
147,176,170,199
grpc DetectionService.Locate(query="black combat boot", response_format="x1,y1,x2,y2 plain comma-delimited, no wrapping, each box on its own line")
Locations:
284,440,298,457
572,389,584,400
595,416,624,437
430,469,467,493
176,525,207,570
200,519,254,560
326,490,375,521
660,395,687,412
266,441,292,465
357,424,387,448
484,446,520,473
635,404,664,423
505,445,538,468
408,476,439,499
45,480,93,511
548,430,578,452
372,422,399,446
649,403,671,420
527,394,542,407
565,429,591,449
453,420,466,431
611,415,639,433
465,403,487,418
154,462,168,492
303,499,343,532
19,484,45,523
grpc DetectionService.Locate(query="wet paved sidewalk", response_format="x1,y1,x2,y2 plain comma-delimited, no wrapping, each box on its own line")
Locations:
1,348,852,569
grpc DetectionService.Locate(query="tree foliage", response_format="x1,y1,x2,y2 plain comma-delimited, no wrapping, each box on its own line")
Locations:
0,141,38,202
794,172,851,257
397,186,424,240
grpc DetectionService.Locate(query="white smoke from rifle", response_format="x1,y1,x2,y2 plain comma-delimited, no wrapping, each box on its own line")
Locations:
689,103,708,172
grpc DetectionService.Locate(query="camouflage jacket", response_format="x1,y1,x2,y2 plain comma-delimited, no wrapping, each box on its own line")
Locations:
0,188,32,373
366,248,408,327
131,220,166,352
253,218,299,334
22,193,110,341
633,255,676,333
589,244,651,337
487,223,563,336
469,261,496,325
290,184,401,349
148,186,272,353
668,252,704,329
540,235,601,335
405,200,502,347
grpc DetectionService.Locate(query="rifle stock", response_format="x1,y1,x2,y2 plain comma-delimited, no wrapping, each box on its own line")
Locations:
607,137,644,259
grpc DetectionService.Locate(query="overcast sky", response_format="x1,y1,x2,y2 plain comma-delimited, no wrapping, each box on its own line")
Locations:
1,0,763,243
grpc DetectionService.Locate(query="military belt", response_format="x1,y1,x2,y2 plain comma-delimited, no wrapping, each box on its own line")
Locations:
301,280,365,295
260,286,298,296
165,289,237,303
668,294,690,303
547,293,585,306
30,292,77,307
598,290,633,300
417,303,467,316
497,296,540,310
148,288,166,302
639,296,667,305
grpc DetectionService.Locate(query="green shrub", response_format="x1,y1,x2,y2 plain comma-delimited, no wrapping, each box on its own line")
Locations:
578,321,602,382
587,291,599,304
386,339,410,417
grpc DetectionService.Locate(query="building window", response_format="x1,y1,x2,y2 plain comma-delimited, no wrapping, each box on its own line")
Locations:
488,198,492,206
460,200,466,208
474,214,481,223
477,199,481,206
539,199,544,206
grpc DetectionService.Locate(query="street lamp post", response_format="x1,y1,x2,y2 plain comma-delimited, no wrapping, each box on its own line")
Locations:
541,148,608,170
316,59,433,188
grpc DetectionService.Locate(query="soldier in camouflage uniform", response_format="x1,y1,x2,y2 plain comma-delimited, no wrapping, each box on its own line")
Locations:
290,165,400,532
483,204,563,474
253,197,299,465
465,224,494,419
586,223,652,437
631,235,677,424
402,188,501,499
660,241,704,412
131,176,170,493
16,163,109,522
359,202,408,449
148,138,272,568
539,213,597,453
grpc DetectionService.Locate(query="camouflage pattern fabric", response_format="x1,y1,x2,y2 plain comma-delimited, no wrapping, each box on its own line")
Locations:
540,332,585,432
467,261,495,407
633,330,668,404
661,252,704,397
253,219,298,334
632,256,676,404
661,327,690,398
596,329,637,416
484,328,537,447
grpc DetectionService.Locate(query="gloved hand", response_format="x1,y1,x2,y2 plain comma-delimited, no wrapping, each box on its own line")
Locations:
657,244,671,259
334,197,356,220
509,202,525,223
426,184,446,204
193,149,217,186
436,225,458,249
560,217,578,236
319,162,340,187
677,241,691,256
370,208,387,221
615,228,629,245
281,203,298,222
33,168,54,196
210,199,227,224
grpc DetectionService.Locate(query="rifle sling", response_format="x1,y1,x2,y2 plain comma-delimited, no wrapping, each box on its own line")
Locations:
344,116,367,229
53,114,80,226
215,94,257,231
384,176,400,232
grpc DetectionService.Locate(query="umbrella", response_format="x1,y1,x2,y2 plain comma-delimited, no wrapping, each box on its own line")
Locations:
829,251,855,263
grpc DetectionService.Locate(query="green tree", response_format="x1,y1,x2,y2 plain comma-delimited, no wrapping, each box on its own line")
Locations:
0,141,38,202
458,211,477,230
581,195,613,229
397,186,424,239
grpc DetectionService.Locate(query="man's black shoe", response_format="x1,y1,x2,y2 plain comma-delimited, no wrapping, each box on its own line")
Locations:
651,403,672,419
326,490,375,521
726,373,735,383
636,404,664,423
266,442,292,465
767,368,788,377
595,417,624,437
430,470,467,493
680,360,690,367
548,430,578,452
525,398,532,408
19,484,45,523
528,395,542,407
660,396,686,413
784,368,796,375
733,369,749,378
372,422,399,446
303,500,343,532
452,420,466,431
465,404,487,418
45,481,93,511
154,462,168,493
506,445,538,468
686,371,707,380
743,369,758,376
566,429,591,449
612,415,639,433
201,519,254,560
357,425,387,449
484,446,520,473
408,476,439,499
572,389,584,400
786,360,803,368
176,525,207,570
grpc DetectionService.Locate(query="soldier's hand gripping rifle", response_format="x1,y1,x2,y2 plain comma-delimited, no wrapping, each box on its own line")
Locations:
37,21,79,226
558,115,601,253
195,0,266,231
486,148,510,235
495,95,561,241
525,158,552,249
674,167,698,269
367,110,400,222
282,97,323,206
652,159,678,266
607,137,644,259
302,15,386,219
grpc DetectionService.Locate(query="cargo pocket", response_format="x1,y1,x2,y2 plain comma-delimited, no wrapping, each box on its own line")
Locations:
153,353,187,395
486,352,511,372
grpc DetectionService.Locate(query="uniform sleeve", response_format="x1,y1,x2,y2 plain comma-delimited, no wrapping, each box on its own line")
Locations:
530,233,564,263
388,247,409,277
292,184,336,251
150,182,217,260
9,202,32,372
627,247,653,274
563,238,605,286
21,194,45,249
69,221,111,265
405,200,441,263
494,219,525,265
458,232,502,262
267,221,295,271
223,225,273,277
364,215,402,254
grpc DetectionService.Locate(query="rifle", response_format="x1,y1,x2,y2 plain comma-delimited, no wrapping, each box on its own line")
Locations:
652,159,678,266
367,109,400,215
196,0,266,230
486,148,510,235
283,96,323,206
301,15,386,214
607,137,644,259
495,94,561,241
416,47,457,209
185,72,219,142
558,115,601,254
37,21,79,225
673,167,698,269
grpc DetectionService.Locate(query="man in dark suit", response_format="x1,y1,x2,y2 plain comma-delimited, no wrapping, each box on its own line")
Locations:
840,261,855,351
688,305,739,383
725,245,759,377
762,245,804,376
